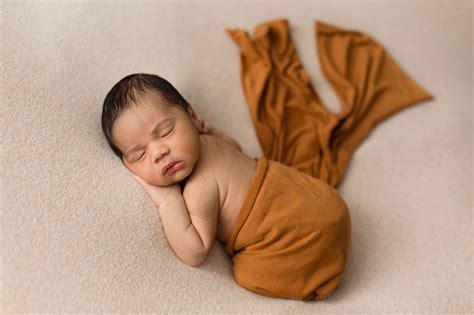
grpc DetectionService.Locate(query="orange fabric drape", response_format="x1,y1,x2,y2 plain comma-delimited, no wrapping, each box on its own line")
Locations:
222,18,433,301
226,19,433,188
224,157,352,300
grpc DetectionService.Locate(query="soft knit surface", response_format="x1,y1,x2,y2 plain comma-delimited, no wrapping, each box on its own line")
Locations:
1,1,472,313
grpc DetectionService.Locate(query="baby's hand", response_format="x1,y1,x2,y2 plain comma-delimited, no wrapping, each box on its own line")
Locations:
129,171,181,207
197,118,212,134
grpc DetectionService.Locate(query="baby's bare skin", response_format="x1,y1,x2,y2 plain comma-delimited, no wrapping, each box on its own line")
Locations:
111,89,257,265
183,134,258,244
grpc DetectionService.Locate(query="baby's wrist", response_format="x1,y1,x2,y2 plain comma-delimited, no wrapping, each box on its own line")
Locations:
158,185,182,208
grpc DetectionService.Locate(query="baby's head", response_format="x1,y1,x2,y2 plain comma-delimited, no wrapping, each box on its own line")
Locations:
101,73,205,187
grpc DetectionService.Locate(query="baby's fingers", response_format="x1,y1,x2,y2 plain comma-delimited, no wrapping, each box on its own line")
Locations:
129,174,157,199
203,120,212,133
128,170,146,186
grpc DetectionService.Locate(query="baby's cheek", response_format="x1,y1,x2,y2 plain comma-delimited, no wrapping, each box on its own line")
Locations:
150,174,165,186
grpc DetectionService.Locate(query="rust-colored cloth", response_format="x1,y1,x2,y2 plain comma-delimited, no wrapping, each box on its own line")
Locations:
224,19,433,301
226,19,434,188
224,157,351,300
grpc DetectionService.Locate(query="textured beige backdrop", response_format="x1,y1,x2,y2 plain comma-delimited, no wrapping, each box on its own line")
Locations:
1,0,472,313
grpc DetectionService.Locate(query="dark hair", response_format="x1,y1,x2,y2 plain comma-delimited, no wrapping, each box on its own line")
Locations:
101,73,190,160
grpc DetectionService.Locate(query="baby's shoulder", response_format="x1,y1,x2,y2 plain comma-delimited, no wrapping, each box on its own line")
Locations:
199,134,231,153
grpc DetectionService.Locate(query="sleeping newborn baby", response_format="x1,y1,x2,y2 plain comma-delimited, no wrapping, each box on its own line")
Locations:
101,73,351,301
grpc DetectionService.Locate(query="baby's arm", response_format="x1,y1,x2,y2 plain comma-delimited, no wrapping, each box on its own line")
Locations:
158,189,206,267
129,171,218,267
182,181,220,264
159,179,219,267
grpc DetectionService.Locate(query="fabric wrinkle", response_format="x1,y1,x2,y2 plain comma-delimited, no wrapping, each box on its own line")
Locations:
225,18,433,300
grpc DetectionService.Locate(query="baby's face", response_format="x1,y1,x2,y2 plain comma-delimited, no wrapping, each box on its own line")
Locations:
112,91,201,186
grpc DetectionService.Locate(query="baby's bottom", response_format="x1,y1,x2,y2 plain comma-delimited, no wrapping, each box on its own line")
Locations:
231,248,346,301
224,158,352,301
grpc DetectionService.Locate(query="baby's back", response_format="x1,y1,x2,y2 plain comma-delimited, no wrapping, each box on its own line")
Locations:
183,134,258,244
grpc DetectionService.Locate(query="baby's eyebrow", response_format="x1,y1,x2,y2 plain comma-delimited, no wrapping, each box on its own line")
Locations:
124,118,174,157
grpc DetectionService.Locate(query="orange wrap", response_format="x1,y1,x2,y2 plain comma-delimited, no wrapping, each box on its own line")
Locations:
224,157,352,300
226,19,433,188
224,19,433,300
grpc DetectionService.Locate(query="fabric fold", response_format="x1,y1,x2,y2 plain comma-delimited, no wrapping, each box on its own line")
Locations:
227,18,434,188
315,20,434,185
224,157,352,301
224,18,433,301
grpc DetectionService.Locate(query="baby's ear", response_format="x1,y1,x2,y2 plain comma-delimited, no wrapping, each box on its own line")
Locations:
186,106,198,121
187,106,209,134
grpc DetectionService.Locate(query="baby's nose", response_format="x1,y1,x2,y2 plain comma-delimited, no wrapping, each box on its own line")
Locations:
150,145,170,163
